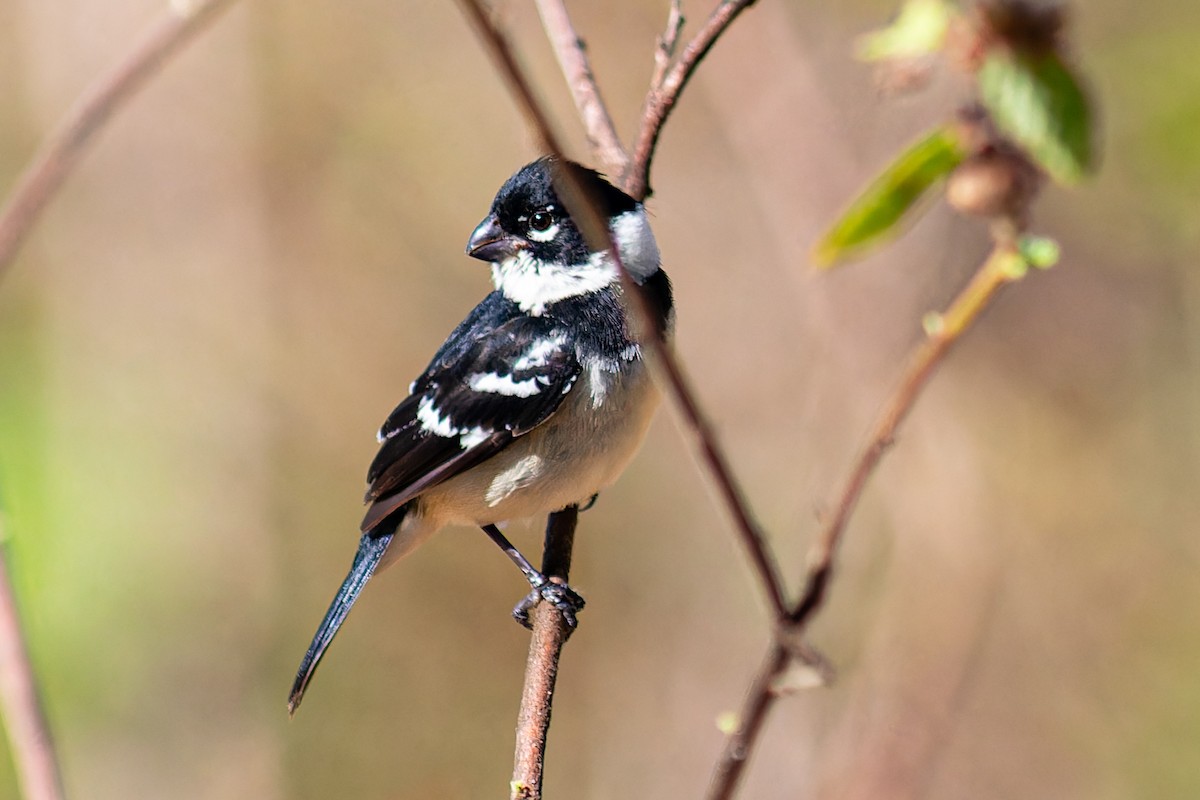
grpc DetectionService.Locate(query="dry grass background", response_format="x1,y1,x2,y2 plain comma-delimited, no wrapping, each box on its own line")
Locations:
0,1,1198,798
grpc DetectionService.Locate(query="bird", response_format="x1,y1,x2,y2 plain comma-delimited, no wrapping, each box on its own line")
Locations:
287,157,673,715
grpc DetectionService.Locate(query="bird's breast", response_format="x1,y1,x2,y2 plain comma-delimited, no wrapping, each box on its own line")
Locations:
416,356,660,527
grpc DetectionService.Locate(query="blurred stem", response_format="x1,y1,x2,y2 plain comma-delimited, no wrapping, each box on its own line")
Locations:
0,3,240,797
0,537,65,800
511,507,579,800
0,0,238,283
706,240,1026,800
800,242,1021,580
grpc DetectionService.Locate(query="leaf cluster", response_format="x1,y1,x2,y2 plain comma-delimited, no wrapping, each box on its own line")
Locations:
815,0,1093,267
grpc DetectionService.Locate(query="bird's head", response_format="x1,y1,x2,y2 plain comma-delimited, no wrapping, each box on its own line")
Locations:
466,158,661,314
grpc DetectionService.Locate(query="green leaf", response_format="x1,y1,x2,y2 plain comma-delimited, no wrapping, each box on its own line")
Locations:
978,51,1093,184
856,0,954,61
813,126,965,268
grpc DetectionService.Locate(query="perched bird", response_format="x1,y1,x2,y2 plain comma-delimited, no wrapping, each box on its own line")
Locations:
288,157,673,715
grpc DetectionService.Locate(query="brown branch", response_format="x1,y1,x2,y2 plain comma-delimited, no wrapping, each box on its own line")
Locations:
0,0,239,284
457,0,785,793
533,0,630,177
510,508,579,800
632,294,789,618
625,0,760,200
451,9,596,799
705,241,1026,800
795,241,1022,627
0,532,64,800
650,0,686,94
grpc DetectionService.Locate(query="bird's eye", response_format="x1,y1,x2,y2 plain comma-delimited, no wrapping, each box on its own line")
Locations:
529,210,554,233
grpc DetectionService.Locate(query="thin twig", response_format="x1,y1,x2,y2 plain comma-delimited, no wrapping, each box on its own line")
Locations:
795,242,1021,625
706,241,1026,800
0,529,65,800
0,0,239,283
626,0,760,200
511,508,579,800
649,0,686,93
533,0,630,177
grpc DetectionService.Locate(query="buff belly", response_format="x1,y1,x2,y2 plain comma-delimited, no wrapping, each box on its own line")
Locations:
379,359,660,569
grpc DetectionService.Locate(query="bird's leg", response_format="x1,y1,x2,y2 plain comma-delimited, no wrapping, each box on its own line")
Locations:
578,493,600,512
480,524,585,629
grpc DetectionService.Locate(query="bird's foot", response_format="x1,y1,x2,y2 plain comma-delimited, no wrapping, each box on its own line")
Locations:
512,576,585,630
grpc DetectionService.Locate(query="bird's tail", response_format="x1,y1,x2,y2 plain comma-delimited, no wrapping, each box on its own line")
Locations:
287,513,401,716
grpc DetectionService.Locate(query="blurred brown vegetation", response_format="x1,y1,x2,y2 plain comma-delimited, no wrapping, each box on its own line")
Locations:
0,1,1197,798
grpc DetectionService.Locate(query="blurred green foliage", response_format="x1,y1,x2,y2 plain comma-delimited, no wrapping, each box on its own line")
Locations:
855,0,951,61
813,125,963,267
978,50,1092,184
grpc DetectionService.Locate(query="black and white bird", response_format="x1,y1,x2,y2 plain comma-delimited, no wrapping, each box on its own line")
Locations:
288,157,673,714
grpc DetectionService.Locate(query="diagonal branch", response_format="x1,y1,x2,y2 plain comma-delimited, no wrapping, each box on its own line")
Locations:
705,240,1027,800
0,0,239,284
797,241,1024,627
533,0,630,177
626,0,760,200
459,0,788,622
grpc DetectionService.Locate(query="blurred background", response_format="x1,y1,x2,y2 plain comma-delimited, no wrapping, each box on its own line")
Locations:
0,0,1196,797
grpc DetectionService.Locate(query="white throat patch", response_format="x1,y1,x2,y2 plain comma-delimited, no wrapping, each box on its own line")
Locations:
491,251,616,316
490,206,660,316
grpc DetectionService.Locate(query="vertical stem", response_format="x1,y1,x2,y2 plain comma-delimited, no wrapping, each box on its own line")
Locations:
0,541,65,800
510,507,579,800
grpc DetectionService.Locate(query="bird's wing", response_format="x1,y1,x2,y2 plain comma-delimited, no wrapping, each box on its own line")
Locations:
359,312,581,532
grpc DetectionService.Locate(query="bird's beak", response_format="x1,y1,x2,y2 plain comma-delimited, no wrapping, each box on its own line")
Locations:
466,214,518,262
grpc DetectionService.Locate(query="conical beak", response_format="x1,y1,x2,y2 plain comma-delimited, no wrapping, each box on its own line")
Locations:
466,214,518,262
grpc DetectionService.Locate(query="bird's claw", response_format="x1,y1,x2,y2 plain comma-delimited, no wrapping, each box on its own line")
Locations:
512,578,585,630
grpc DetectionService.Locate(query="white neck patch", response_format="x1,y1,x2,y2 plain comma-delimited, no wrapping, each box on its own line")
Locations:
490,206,661,316
491,251,617,316
610,208,661,282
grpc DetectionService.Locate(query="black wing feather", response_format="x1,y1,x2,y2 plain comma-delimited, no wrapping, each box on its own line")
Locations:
361,297,580,532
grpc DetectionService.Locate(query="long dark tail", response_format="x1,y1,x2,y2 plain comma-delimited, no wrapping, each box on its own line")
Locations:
287,514,401,716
